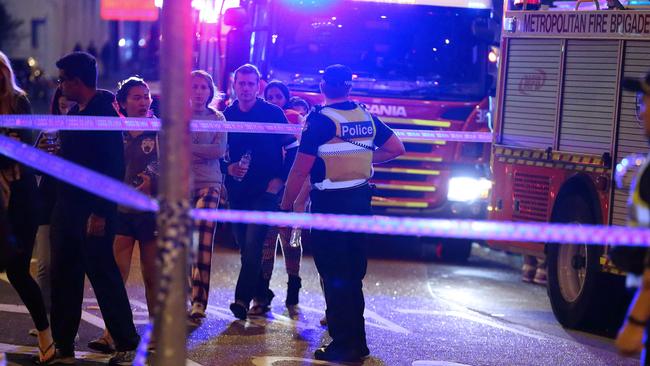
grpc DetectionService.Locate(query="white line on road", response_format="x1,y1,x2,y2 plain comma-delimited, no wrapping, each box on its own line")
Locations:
395,309,548,341
0,304,29,314
0,302,104,331
299,304,410,335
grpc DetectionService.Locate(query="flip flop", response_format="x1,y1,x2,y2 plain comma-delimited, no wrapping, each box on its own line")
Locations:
88,335,115,354
32,341,55,364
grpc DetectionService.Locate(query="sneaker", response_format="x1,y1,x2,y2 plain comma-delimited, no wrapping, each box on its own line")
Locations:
230,301,248,320
189,302,206,319
521,264,535,283
248,298,272,316
188,303,207,326
533,267,548,286
108,350,136,366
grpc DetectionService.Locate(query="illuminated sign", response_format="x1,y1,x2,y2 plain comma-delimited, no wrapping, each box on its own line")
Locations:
508,10,650,36
101,0,158,21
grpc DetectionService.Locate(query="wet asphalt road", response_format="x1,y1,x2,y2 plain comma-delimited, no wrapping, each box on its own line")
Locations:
0,242,640,366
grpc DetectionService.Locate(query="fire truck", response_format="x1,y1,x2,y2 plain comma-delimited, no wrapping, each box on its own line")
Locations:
489,1,650,329
219,0,499,261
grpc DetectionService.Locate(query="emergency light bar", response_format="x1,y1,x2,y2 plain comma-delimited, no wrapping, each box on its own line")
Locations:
350,0,491,9
627,0,650,7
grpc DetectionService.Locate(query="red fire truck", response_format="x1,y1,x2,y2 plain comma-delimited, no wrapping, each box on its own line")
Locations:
220,0,499,261
489,2,650,329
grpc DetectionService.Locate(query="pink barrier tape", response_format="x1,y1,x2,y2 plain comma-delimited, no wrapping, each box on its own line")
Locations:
191,209,650,247
0,115,301,134
0,115,493,142
0,131,646,247
0,135,159,213
397,129,493,143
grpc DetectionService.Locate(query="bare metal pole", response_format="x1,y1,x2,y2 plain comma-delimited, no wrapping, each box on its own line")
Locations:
154,0,192,365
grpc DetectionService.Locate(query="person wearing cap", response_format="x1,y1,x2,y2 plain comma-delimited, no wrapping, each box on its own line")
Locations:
280,64,405,362
615,72,650,362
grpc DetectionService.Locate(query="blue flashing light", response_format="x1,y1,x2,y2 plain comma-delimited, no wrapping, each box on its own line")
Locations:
445,39,450,44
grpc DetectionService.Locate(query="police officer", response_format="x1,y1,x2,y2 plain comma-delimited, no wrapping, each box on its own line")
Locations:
615,71,650,362
280,64,405,362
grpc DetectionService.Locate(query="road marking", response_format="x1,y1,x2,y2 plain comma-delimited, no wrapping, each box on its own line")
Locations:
251,356,345,365
0,304,29,314
364,308,410,335
299,304,410,335
0,302,103,330
395,309,548,341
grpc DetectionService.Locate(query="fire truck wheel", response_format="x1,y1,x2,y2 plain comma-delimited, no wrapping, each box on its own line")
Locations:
421,238,473,263
546,194,627,332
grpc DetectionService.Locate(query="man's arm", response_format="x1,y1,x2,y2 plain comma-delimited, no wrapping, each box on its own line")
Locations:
280,152,315,211
373,134,405,164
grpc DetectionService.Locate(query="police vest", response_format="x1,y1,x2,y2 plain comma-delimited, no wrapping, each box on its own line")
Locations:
629,154,650,227
314,105,376,190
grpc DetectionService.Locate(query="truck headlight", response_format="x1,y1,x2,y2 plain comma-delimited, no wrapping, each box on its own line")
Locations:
447,177,492,202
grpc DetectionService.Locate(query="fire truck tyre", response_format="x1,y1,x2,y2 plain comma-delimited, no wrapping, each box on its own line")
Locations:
546,195,627,332
421,238,472,263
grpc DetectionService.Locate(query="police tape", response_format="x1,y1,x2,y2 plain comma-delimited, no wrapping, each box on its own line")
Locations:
0,135,159,212
191,209,650,247
2,129,647,248
0,115,493,142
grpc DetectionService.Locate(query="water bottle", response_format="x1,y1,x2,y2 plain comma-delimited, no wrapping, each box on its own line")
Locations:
234,149,252,182
289,227,302,248
40,130,59,154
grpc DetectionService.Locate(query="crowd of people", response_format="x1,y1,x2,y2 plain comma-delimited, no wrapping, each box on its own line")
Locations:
0,49,406,364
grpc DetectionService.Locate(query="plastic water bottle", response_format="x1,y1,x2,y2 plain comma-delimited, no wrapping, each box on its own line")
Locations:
234,150,252,182
289,227,302,248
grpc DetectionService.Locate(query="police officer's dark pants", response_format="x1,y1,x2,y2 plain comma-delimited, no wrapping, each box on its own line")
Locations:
231,192,279,304
50,203,140,354
310,184,372,351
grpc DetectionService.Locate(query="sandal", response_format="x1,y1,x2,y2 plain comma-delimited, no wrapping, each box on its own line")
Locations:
88,335,115,354
32,341,55,364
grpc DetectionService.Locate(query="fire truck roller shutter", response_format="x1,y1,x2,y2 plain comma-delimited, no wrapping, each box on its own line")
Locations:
612,41,650,227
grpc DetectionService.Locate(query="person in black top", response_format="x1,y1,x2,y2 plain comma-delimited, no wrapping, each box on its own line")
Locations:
280,64,404,362
616,71,650,363
223,64,292,320
49,52,139,365
0,50,55,364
